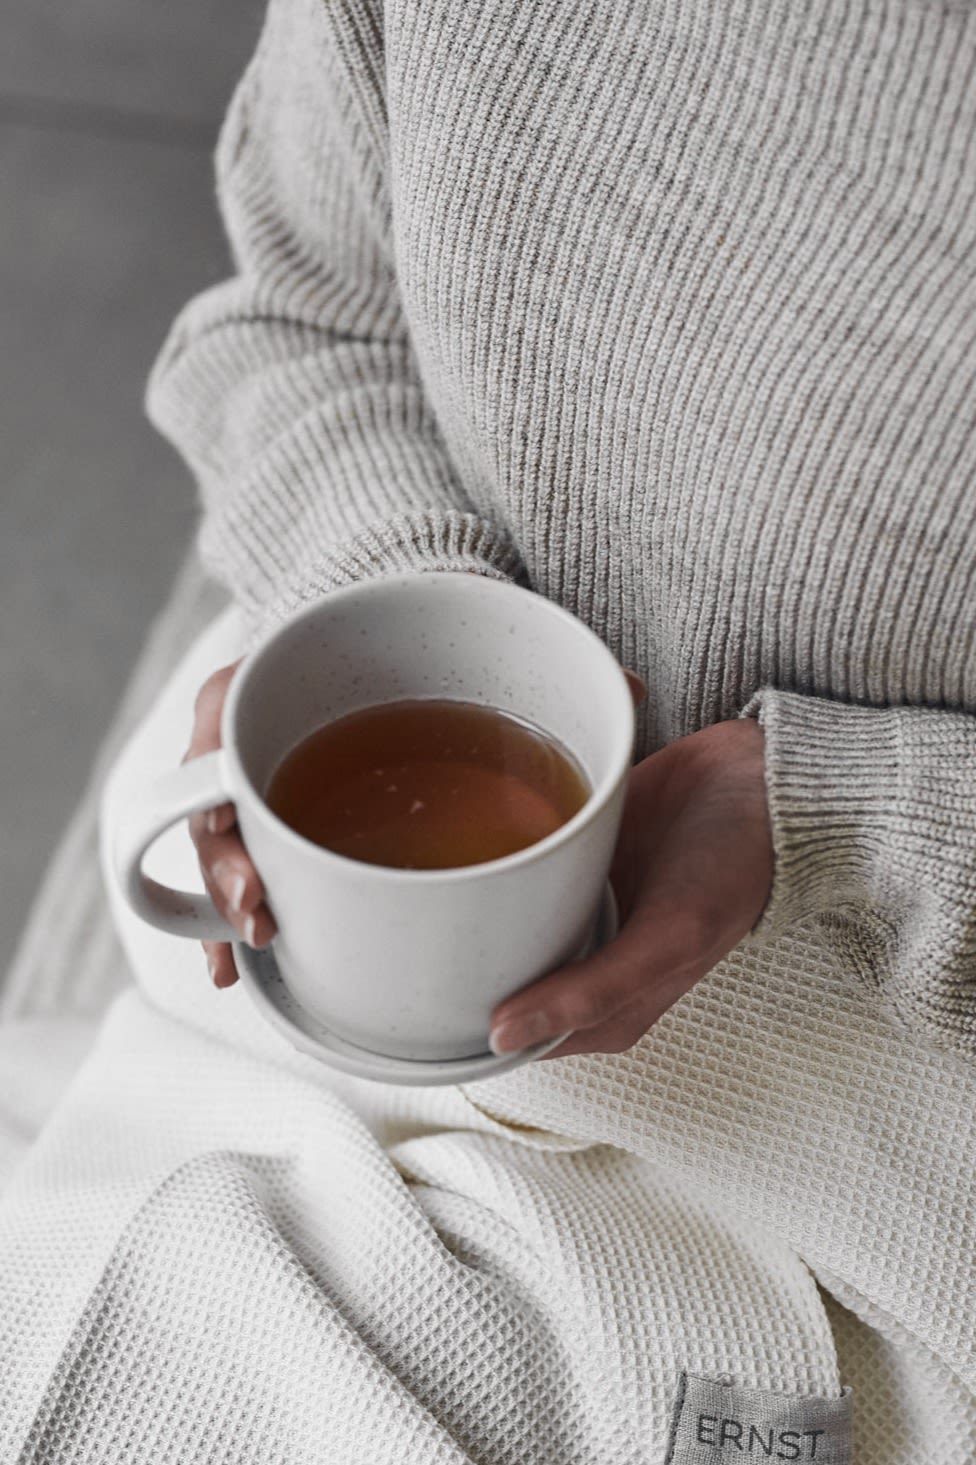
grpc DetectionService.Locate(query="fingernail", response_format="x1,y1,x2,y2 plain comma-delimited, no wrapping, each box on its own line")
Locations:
206,952,218,983
489,1012,551,1055
229,873,247,914
244,914,258,948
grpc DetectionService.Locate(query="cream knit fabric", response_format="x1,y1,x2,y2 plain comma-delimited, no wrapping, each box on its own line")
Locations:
4,0,974,1458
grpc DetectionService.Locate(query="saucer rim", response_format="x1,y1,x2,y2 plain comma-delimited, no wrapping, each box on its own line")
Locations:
233,883,617,1086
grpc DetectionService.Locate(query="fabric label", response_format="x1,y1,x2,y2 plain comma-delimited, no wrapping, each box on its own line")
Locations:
665,1373,853,1464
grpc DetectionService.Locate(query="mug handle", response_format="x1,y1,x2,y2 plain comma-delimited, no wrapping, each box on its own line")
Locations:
112,750,241,942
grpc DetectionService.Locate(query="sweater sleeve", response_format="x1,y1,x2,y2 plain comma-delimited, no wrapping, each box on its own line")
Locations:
145,0,527,643
741,688,976,1060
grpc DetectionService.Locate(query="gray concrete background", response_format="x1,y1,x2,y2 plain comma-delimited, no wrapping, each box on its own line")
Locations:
1,2,264,956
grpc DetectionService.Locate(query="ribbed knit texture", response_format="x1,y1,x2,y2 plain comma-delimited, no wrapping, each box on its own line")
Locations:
8,0,959,1457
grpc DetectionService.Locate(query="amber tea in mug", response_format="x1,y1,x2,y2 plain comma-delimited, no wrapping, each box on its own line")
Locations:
265,698,591,870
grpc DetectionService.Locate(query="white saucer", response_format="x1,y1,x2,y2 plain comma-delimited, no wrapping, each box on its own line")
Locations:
234,884,618,1086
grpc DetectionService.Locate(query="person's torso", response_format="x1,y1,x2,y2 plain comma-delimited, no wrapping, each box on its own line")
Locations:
387,0,976,753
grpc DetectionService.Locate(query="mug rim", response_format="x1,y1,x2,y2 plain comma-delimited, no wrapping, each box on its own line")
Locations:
219,571,635,884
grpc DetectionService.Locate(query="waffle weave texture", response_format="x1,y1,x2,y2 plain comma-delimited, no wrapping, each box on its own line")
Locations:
0,604,973,1462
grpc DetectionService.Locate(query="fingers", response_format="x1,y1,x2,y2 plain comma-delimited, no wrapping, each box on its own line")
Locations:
196,823,277,946
534,992,669,1060
203,940,239,990
488,901,711,1057
195,825,277,991
183,659,275,991
184,661,241,837
187,662,239,757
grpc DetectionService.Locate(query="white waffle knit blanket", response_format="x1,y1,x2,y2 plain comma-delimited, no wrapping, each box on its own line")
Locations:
1,609,974,1463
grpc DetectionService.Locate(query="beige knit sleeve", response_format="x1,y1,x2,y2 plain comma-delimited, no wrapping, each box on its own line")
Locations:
742,688,976,1061
145,0,526,642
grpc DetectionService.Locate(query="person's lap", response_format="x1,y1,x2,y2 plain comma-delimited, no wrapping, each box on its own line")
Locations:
0,608,969,1461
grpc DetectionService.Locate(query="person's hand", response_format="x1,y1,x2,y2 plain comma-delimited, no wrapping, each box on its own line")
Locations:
184,660,277,989
183,657,648,991
488,717,772,1059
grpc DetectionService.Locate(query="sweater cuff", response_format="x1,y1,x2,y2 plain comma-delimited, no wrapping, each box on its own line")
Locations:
740,688,903,941
209,507,530,647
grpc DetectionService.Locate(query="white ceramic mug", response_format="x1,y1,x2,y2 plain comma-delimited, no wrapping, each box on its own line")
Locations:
113,572,635,1061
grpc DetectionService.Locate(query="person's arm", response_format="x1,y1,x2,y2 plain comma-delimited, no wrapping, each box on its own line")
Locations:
488,690,976,1067
741,689,976,1059
146,0,527,643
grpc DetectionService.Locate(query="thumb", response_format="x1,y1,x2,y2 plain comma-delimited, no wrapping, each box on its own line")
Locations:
489,898,688,1053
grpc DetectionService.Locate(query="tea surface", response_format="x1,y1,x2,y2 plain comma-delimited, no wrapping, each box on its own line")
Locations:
265,698,590,869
